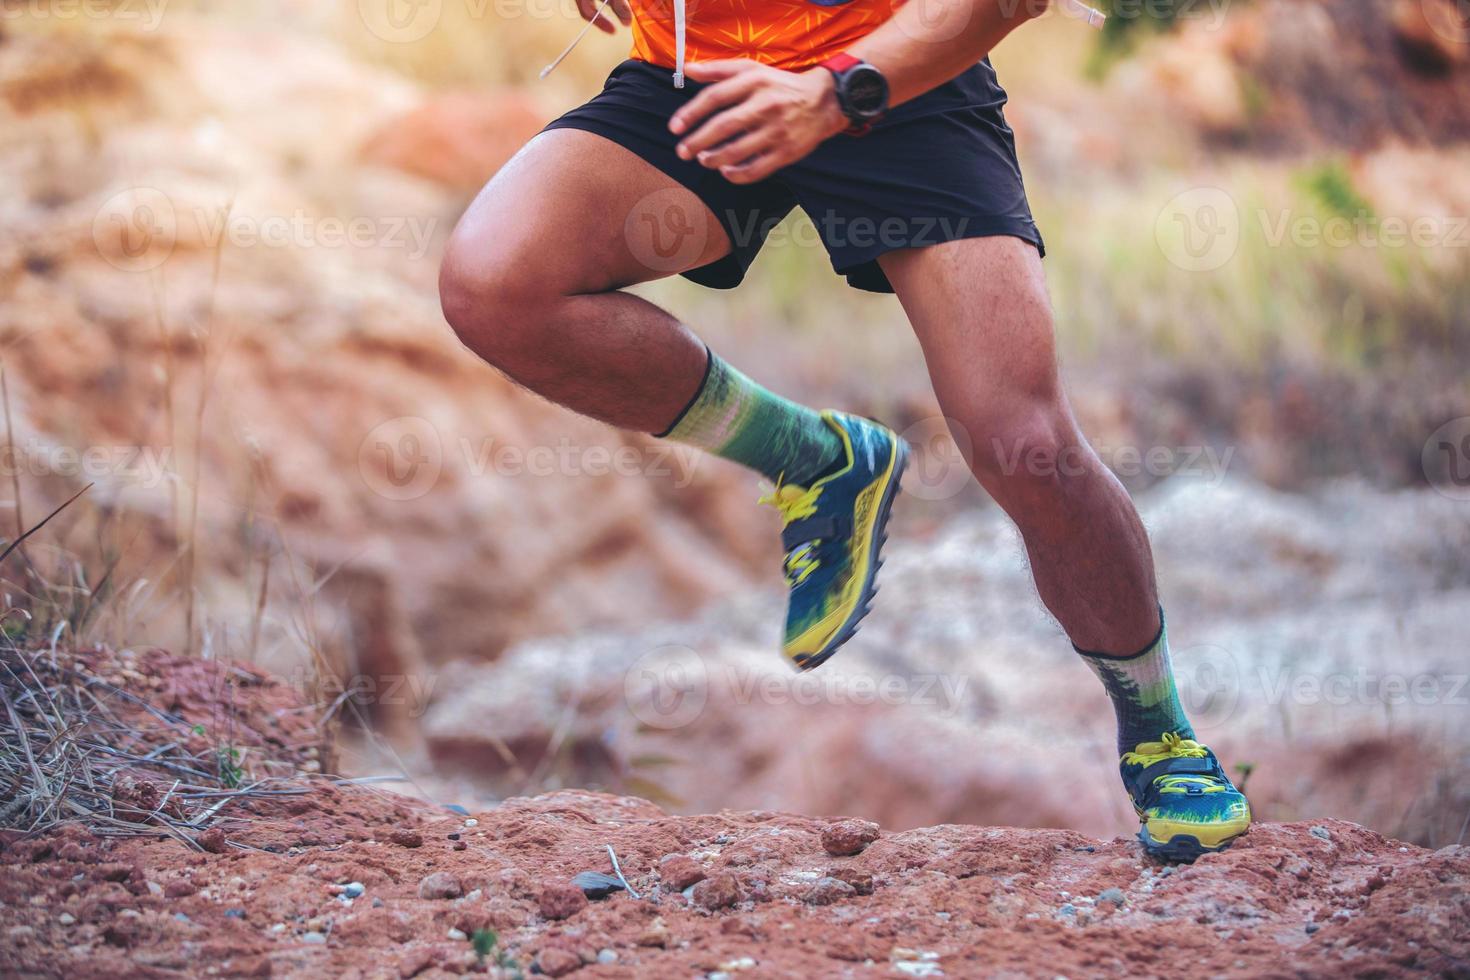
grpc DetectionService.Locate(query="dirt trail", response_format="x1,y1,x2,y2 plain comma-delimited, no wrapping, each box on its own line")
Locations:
3,788,1465,978
1,650,1467,979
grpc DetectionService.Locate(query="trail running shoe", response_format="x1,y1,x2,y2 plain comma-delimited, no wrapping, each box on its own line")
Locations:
1122,732,1252,861
758,411,907,672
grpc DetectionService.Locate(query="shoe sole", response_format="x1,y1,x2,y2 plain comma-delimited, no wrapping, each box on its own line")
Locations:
791,435,909,673
1137,827,1244,863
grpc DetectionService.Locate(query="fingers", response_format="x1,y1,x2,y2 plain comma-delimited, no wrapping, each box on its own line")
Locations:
682,60,763,83
669,65,765,135
609,0,632,24
676,103,764,159
719,149,787,184
695,130,774,171
576,0,616,32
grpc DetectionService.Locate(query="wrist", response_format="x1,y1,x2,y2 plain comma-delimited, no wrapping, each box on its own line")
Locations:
803,67,848,136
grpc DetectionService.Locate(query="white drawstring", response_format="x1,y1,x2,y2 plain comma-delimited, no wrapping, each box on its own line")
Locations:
672,0,686,88
538,0,616,80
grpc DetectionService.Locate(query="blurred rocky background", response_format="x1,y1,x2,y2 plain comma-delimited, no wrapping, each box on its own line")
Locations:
0,0,1466,846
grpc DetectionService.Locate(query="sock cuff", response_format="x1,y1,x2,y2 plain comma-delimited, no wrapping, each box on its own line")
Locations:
653,345,715,438
1073,606,1166,661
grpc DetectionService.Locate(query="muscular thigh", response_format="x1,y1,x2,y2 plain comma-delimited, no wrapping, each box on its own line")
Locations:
444,128,732,296
879,236,1061,417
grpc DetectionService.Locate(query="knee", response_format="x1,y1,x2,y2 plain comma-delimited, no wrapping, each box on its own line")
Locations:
966,397,1083,491
438,231,557,372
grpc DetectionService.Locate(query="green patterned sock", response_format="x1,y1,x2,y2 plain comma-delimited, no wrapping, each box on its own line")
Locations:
1077,612,1195,754
658,349,843,485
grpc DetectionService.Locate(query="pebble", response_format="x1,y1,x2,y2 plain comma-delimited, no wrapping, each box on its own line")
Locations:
1305,922,1320,934
447,927,467,941
463,818,478,828
1097,888,1126,907
1309,826,1331,841
821,819,880,857
269,923,286,933
388,830,423,849
301,931,327,944
224,909,246,919
806,876,856,906
660,855,707,891
418,872,463,900
538,882,590,920
597,949,618,964
536,947,582,977
692,873,741,910
342,882,365,899
1056,904,1077,918
58,913,77,926
464,888,482,901
145,881,163,897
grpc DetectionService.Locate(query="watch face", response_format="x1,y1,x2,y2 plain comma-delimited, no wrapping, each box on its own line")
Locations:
844,66,889,118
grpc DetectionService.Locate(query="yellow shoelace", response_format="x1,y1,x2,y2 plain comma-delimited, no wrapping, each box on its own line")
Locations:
1122,732,1226,795
757,478,823,526
758,479,825,586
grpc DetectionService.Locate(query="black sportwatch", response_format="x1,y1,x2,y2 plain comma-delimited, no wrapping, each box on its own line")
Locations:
819,53,890,135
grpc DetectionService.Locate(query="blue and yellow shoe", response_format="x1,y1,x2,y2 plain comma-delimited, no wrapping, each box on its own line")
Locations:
1122,732,1252,861
759,411,907,672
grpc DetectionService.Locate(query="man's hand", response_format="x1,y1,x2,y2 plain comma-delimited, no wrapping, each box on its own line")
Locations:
669,61,848,185
577,0,631,33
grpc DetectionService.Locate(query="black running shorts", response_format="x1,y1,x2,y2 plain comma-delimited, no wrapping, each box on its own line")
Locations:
544,58,1044,294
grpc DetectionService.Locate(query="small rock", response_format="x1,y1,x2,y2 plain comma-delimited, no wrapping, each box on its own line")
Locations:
806,876,856,906
224,909,246,919
821,819,880,857
452,841,467,851
637,918,671,947
538,882,589,920
342,882,366,899
692,873,741,910
571,871,625,899
173,912,191,923
164,880,197,899
388,829,423,849
1305,922,1320,934
1097,888,1126,907
447,927,467,941
659,855,707,891
537,947,583,977
1309,826,1331,841
597,949,618,964
58,913,77,926
417,872,463,900
463,818,479,828
827,868,874,896
145,881,163,897
197,828,228,854
301,931,327,944
1056,903,1078,918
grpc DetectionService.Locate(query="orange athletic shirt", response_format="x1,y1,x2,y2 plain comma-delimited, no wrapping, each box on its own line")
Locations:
629,0,902,73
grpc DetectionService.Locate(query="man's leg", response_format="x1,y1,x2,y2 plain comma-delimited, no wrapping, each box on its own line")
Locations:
439,128,840,484
439,127,906,668
881,236,1250,859
879,236,1158,656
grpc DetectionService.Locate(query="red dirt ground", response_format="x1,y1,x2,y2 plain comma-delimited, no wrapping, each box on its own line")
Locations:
1,651,1467,979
